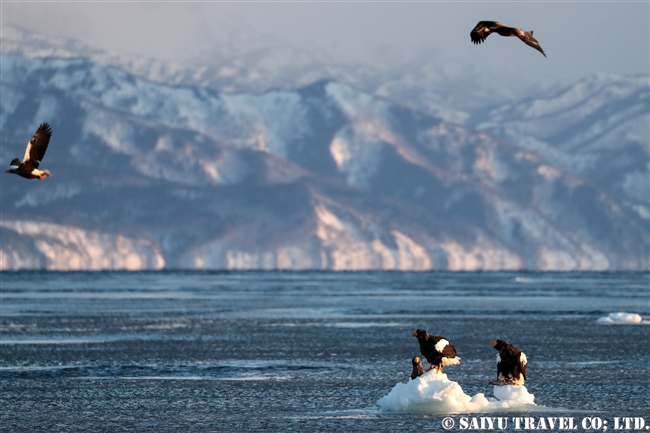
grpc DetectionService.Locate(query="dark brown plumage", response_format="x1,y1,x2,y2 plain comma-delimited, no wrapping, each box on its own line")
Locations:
412,329,460,374
470,21,546,57
411,356,426,380
491,339,528,385
5,123,53,179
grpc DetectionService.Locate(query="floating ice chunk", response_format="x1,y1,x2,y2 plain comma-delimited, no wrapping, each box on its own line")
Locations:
377,371,488,413
596,312,649,325
377,370,535,414
492,384,536,406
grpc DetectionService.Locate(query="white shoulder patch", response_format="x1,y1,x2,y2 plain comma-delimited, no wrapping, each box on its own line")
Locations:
520,352,527,365
434,339,449,353
23,141,33,163
496,353,501,364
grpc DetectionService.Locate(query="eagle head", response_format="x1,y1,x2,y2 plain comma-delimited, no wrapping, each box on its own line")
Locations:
412,329,428,340
412,356,421,365
491,339,509,351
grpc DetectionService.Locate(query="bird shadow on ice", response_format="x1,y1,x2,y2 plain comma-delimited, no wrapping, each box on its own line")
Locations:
377,370,547,414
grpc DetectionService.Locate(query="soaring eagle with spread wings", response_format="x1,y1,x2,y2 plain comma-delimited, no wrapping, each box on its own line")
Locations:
5,123,53,179
412,329,461,374
470,21,546,57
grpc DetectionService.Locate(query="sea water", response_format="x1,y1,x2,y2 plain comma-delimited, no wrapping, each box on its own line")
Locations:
1,271,648,431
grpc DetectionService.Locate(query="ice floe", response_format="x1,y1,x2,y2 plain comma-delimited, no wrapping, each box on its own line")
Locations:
596,312,649,325
377,370,536,414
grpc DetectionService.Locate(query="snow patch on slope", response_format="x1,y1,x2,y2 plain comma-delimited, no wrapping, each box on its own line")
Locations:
314,204,432,270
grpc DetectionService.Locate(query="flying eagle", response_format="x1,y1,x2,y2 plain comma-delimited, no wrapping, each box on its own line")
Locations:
411,356,426,380
412,329,460,374
5,123,53,180
491,339,528,385
470,21,546,57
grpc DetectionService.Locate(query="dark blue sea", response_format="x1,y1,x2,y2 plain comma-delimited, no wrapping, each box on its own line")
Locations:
1,271,648,432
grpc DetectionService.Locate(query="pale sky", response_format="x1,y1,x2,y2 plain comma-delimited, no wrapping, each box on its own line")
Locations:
2,1,649,86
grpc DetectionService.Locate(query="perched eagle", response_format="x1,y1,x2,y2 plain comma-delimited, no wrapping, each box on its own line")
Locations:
411,356,426,380
412,329,460,373
491,339,528,385
5,123,53,179
470,21,546,57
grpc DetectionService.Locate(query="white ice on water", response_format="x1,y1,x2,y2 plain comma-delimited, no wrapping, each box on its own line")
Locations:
596,312,649,325
377,370,535,414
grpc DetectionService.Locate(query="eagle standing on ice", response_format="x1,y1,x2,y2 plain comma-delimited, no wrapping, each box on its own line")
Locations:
412,329,461,373
491,339,528,385
411,356,426,380
5,123,53,179
470,21,546,57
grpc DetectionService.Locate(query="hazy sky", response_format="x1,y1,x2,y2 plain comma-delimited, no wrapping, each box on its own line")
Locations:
2,1,649,85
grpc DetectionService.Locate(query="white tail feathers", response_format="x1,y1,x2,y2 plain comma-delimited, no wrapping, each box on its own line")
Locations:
441,356,461,366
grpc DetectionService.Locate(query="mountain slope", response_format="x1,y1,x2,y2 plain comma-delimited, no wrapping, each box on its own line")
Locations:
476,73,649,220
1,54,647,270
1,24,548,124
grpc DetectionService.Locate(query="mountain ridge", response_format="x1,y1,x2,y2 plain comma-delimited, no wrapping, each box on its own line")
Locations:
1,52,647,271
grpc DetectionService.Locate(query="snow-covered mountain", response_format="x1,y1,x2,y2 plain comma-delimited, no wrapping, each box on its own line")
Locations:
1,24,554,125
0,53,647,270
475,73,649,221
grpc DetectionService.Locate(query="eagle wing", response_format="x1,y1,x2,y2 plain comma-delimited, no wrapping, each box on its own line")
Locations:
22,123,52,167
517,31,546,57
519,351,528,380
470,21,500,44
440,340,457,358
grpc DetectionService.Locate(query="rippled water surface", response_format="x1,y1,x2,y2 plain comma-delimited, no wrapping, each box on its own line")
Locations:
1,271,648,431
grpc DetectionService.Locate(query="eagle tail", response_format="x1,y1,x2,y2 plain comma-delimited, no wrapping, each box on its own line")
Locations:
441,356,461,366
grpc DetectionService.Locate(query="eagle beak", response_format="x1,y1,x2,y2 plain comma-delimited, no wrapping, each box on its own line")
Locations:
412,331,418,337
491,340,497,346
